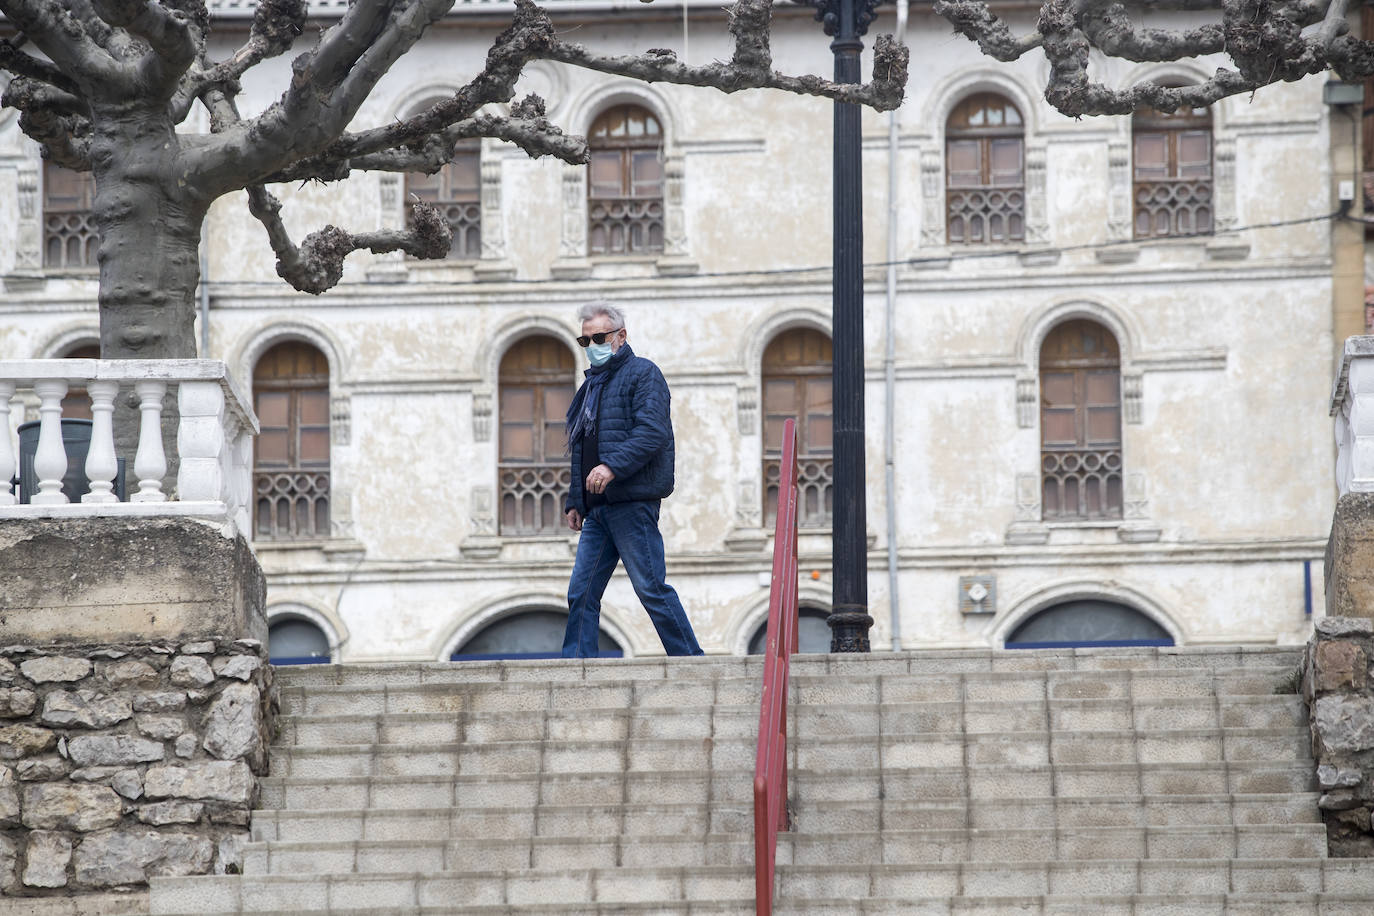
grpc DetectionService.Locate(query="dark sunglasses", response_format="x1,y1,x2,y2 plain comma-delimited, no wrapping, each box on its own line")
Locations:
576,328,622,347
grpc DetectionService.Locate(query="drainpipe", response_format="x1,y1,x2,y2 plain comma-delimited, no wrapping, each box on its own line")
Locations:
883,0,909,651
198,217,210,357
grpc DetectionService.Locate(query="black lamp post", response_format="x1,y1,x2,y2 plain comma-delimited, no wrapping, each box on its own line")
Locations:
800,0,883,653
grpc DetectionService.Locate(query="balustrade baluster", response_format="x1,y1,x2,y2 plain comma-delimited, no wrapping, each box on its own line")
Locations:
83,379,120,503
31,378,70,505
0,382,15,505
131,380,168,502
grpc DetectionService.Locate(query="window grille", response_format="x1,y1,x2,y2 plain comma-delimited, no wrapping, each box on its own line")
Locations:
253,342,331,540
44,162,98,269
406,142,481,258
499,336,576,535
946,94,1025,245
1040,320,1123,520
588,105,664,255
762,329,833,528
1133,105,1213,239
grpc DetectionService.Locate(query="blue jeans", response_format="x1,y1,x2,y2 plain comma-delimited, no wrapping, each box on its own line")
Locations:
564,500,704,658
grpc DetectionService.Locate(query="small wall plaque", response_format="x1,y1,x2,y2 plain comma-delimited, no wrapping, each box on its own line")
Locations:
959,575,996,616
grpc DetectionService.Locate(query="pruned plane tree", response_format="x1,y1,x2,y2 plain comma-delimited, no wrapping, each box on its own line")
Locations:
933,0,1374,117
0,0,909,359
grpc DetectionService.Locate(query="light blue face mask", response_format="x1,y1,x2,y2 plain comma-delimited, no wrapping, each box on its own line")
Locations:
585,342,614,366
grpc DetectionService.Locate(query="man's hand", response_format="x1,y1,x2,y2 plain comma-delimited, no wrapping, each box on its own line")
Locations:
585,464,616,494
565,508,582,531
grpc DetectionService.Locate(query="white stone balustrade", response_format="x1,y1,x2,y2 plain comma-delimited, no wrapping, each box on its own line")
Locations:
1331,336,1374,496
0,359,258,537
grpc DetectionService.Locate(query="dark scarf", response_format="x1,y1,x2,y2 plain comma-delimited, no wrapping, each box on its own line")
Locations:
565,344,633,452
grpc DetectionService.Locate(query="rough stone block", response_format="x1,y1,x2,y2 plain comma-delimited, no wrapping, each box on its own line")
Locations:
22,830,71,888
19,656,92,683
103,659,161,688
111,769,143,800
181,641,216,655
0,517,265,646
0,659,14,683
133,691,188,713
0,687,37,718
212,655,261,681
203,683,262,763
0,834,16,893
41,689,133,728
1319,763,1365,789
0,766,17,826
0,724,56,759
68,735,165,767
144,760,253,804
136,715,186,741
1313,695,1374,753
20,783,123,831
1317,616,1374,637
174,734,196,758
136,800,204,825
72,828,214,887
1315,641,1369,692
16,755,69,781
169,656,215,688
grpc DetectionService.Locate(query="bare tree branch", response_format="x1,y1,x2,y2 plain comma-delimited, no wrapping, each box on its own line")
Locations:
246,184,451,295
0,0,125,87
935,0,1374,115
0,37,83,94
169,0,307,123
5,78,93,168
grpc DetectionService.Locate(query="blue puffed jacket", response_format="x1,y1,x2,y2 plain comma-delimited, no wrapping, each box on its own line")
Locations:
564,344,675,515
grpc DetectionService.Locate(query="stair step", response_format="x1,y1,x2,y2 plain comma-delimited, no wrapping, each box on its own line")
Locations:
247,792,1323,844
149,858,1369,914
0,893,149,915
240,824,1328,877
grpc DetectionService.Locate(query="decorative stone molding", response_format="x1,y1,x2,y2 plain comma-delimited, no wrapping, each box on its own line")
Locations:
469,485,497,537
1213,136,1237,232
737,386,758,436
551,164,590,279
366,174,407,283
920,148,944,247
15,164,40,271
656,154,698,276
725,480,765,552
1106,140,1131,242
1118,472,1162,542
1006,473,1048,544
1122,371,1143,424
1024,145,1048,244
474,151,515,282
1015,376,1036,429
1302,615,1374,856
330,395,351,447
472,389,493,443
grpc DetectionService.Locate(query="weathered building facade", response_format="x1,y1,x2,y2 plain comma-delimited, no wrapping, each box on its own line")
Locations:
0,1,1338,660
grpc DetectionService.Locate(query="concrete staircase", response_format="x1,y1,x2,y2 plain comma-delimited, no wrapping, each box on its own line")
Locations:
149,647,1372,915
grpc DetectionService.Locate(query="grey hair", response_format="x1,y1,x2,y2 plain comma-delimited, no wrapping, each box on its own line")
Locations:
577,301,626,328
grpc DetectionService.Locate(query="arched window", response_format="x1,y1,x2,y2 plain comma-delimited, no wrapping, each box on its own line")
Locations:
1006,599,1173,649
946,93,1025,245
499,336,575,535
587,104,664,255
60,343,101,420
451,609,624,660
253,341,331,540
1133,101,1212,238
747,606,833,655
268,617,332,665
1040,320,1123,521
44,161,98,268
762,328,833,528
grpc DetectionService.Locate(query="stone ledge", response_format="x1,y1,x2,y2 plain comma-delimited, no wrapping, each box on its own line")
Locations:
0,517,264,647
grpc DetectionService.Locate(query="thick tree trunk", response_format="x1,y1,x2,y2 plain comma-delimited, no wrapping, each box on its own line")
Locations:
90,107,207,361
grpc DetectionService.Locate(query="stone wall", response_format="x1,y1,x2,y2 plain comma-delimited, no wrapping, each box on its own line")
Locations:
0,639,274,895
1302,615,1374,856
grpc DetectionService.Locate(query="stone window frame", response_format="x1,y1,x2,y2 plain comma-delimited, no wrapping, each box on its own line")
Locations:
553,83,696,279
371,86,514,282
988,580,1184,649
920,74,1049,253
434,592,636,661
1103,65,1241,262
1008,300,1159,545
232,321,359,549
495,333,578,538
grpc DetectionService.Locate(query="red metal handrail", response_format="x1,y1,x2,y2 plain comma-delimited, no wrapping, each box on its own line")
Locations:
754,418,800,916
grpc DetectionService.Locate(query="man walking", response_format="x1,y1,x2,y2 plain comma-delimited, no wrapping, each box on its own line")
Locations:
562,302,704,657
